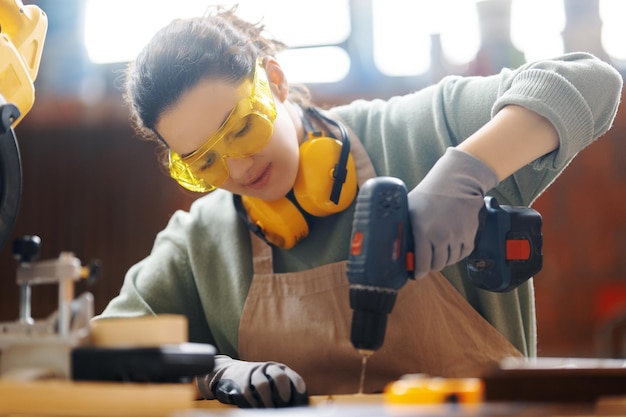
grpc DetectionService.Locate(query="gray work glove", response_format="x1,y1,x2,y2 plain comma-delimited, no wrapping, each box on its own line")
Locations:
196,355,309,408
408,147,499,279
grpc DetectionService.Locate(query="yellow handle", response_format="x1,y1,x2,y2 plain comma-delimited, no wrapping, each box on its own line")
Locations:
0,0,47,126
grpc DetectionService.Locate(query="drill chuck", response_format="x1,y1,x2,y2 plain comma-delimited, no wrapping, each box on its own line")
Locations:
349,285,398,351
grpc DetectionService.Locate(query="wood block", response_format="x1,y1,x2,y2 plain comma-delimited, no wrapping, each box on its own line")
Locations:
90,315,188,347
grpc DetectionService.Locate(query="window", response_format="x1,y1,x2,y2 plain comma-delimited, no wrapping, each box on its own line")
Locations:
600,0,626,61
511,0,565,62
83,0,351,83
84,0,208,64
84,1,624,85
372,0,480,76
371,0,569,76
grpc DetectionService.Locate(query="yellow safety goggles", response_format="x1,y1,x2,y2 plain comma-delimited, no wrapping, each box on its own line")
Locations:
168,59,277,192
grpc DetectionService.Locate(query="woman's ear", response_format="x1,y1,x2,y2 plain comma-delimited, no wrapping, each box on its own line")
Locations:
264,57,289,102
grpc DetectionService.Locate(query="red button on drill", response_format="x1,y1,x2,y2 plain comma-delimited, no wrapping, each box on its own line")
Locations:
351,232,364,256
506,239,531,260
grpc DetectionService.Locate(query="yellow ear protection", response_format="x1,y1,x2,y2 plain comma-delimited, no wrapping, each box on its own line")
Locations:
234,108,357,249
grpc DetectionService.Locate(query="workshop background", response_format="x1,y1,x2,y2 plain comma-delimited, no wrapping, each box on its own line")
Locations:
1,0,625,359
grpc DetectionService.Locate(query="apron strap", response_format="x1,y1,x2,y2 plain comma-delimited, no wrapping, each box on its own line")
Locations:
251,232,273,275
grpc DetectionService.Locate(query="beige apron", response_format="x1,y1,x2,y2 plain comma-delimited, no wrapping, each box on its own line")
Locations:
238,114,523,395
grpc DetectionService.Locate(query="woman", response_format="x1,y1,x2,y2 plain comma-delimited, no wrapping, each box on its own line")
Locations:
97,6,623,408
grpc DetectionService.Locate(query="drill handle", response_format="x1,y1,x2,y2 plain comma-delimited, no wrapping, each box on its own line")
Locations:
347,177,411,290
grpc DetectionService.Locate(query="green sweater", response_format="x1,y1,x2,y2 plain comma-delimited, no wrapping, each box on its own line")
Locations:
98,53,622,359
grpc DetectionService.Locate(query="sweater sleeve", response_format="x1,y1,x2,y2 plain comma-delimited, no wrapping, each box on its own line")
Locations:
95,190,251,358
94,208,216,347
336,52,622,206
491,52,622,171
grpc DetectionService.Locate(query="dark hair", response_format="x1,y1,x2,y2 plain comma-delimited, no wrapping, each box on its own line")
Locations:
124,6,310,150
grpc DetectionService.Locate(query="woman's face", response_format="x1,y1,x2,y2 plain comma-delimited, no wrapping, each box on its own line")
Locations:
156,67,300,201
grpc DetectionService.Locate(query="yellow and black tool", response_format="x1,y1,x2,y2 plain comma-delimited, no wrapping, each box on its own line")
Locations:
384,374,483,405
0,0,47,251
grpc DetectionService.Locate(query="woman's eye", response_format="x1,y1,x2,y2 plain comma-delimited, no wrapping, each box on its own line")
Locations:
200,151,218,171
232,118,251,138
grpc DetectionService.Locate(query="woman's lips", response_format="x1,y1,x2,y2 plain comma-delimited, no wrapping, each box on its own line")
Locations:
245,164,272,190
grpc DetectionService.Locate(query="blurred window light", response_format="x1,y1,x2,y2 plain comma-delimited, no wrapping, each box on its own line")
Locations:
84,0,623,82
84,0,207,64
510,0,565,62
372,0,480,76
83,0,351,82
600,0,626,61
228,0,351,48
278,47,351,84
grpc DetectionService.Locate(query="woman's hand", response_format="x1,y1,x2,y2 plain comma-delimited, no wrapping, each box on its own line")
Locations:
196,355,308,408
408,147,499,279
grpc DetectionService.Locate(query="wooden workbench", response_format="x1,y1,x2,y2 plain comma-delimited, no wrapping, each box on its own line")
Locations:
1,381,625,417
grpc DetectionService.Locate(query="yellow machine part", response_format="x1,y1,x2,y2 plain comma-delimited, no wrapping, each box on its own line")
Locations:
384,375,484,405
0,0,47,126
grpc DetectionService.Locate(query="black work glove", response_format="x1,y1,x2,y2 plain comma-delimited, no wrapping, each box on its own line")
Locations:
196,355,309,408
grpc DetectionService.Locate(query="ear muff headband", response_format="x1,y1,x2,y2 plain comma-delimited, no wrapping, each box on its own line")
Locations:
306,107,353,204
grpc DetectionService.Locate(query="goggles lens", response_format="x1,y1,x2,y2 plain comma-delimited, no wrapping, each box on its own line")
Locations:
168,59,277,192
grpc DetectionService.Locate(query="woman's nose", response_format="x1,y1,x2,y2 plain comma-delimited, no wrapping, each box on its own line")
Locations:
225,156,255,181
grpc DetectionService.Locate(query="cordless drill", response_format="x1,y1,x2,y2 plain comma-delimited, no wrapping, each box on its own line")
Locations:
346,176,543,354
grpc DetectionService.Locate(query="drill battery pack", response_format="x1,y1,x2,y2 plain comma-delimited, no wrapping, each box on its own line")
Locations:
467,196,543,292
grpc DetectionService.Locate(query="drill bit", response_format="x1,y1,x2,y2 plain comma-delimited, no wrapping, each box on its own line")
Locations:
357,349,373,394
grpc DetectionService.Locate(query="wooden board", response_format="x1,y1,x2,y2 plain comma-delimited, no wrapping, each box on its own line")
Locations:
484,367,626,403
0,380,196,416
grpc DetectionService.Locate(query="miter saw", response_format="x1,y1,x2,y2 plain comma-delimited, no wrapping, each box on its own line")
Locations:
0,3,215,389
0,0,93,379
